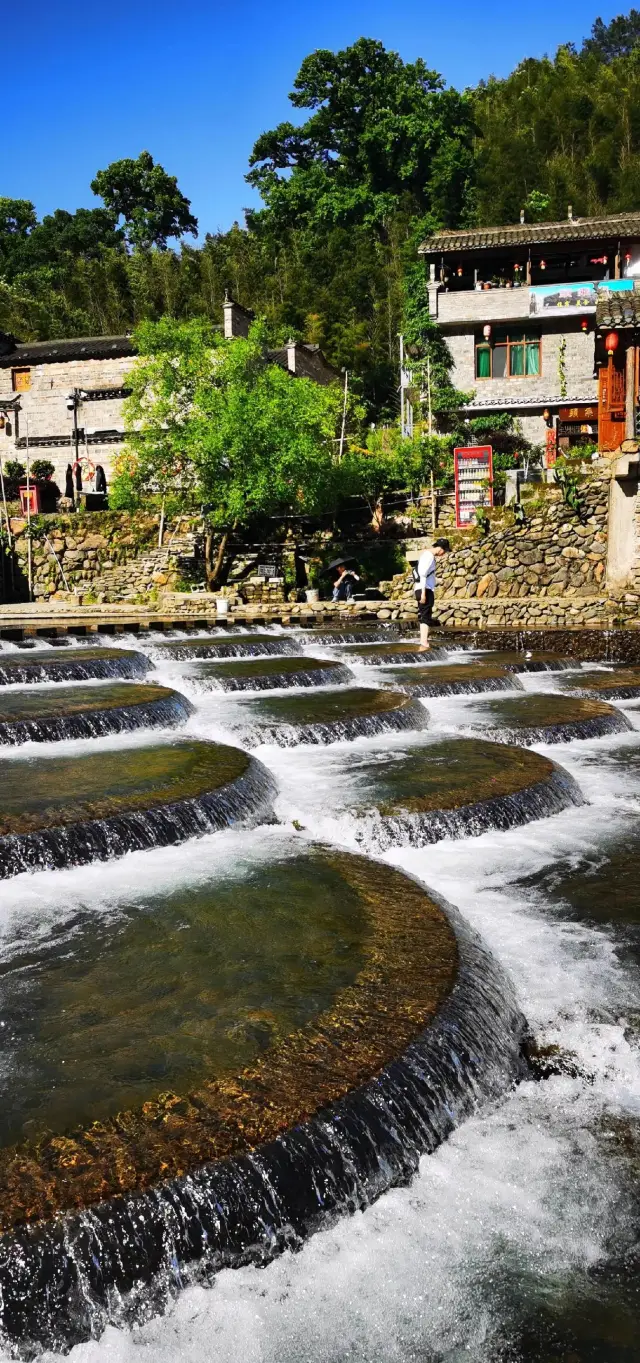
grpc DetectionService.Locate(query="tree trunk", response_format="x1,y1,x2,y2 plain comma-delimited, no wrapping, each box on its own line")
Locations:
205,528,229,591
371,496,384,533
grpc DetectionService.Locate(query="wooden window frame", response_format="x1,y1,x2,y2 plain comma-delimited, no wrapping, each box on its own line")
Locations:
475,330,542,380
11,367,31,392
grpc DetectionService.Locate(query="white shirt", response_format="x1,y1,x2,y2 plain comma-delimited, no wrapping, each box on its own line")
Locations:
416,549,436,592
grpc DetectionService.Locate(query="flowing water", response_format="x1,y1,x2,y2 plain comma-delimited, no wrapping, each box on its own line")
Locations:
0,635,638,1361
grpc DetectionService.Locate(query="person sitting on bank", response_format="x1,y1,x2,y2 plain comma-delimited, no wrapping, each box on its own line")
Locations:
413,538,450,650
332,561,360,602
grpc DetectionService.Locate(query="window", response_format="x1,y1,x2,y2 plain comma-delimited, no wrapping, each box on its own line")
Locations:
11,367,31,392
475,329,541,379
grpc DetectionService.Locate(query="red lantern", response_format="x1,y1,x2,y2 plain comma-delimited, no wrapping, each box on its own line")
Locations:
605,331,619,353
581,317,589,332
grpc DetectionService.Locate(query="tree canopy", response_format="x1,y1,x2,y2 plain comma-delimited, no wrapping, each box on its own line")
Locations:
3,11,640,416
113,317,360,540
91,151,198,250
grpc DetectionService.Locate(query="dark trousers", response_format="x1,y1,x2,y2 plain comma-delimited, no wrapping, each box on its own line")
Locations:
415,588,434,624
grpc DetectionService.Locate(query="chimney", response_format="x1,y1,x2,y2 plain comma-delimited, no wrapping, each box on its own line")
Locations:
520,208,525,224
223,291,254,340
286,338,297,375
568,204,573,221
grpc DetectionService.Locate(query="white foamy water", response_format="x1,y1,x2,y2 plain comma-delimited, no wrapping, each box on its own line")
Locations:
0,634,638,1361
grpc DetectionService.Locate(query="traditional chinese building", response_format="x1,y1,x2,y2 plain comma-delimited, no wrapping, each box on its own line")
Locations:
419,209,640,457
0,298,336,497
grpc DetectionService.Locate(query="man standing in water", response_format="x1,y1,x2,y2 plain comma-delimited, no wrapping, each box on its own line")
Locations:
413,538,450,650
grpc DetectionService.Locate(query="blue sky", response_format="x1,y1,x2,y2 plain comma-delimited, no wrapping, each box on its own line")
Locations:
0,0,624,238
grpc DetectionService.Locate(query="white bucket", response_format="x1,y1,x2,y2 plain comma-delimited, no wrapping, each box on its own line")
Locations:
216,597,229,616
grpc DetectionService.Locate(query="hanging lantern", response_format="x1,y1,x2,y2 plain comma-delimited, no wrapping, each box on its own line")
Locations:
581,317,589,332
540,259,547,270
0,415,5,431
514,263,521,272
483,324,492,339
605,331,619,353
457,266,463,276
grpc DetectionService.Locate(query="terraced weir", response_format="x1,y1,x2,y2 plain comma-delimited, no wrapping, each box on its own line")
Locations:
0,646,149,684
463,690,633,745
0,623,638,1361
226,686,428,746
0,740,275,877
382,662,524,697
0,682,193,745
0,847,525,1352
340,641,449,665
184,655,354,692
465,649,574,673
559,665,640,700
152,633,300,660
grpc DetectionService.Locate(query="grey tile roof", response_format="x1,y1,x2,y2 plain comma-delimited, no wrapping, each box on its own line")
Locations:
464,395,597,410
421,212,640,255
0,335,136,367
596,287,640,329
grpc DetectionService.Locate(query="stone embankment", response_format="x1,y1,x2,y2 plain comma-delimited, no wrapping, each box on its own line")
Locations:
381,472,629,630
6,513,198,603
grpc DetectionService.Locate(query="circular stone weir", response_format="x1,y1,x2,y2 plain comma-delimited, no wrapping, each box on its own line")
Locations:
339,737,583,850
0,849,525,1350
186,655,354,692
383,663,524,697
152,633,300,660
464,692,633,746
0,739,275,878
229,686,428,746
295,623,406,645
465,649,574,672
0,683,194,746
340,641,449,665
0,647,148,685
559,667,640,700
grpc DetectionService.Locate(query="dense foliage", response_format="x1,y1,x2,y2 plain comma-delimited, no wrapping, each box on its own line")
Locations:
1,11,639,420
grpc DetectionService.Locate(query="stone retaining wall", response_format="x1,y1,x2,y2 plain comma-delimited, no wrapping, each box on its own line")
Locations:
6,513,198,604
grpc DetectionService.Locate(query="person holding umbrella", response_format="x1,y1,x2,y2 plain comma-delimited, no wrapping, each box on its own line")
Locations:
326,556,360,602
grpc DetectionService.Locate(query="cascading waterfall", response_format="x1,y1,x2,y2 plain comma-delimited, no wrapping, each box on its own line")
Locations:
153,636,300,661
0,649,149,685
186,659,354,693
389,669,524,698
0,893,526,1355
0,746,276,879
234,693,429,747
353,765,584,851
0,685,194,746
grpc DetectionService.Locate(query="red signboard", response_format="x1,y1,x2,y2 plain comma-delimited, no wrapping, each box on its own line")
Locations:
454,446,493,529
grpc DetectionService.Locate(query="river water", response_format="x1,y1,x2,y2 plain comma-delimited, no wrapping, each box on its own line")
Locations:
0,629,637,1362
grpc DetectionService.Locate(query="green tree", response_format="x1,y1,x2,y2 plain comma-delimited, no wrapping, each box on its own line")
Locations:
247,38,477,235
582,9,640,60
114,317,358,584
91,151,198,250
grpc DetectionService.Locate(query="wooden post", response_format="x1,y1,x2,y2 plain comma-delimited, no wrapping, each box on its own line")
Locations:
625,343,636,438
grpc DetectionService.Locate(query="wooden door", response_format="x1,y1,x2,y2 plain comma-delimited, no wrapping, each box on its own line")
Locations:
599,356,626,451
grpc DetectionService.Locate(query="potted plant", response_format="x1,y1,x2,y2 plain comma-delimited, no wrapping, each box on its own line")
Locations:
305,559,322,602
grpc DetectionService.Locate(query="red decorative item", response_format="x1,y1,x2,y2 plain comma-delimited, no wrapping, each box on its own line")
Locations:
581,318,589,332
605,332,619,353
18,484,41,515
545,427,557,469
454,446,493,529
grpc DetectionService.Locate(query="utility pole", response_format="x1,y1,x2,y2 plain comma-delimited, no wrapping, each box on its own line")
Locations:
338,370,348,462
399,334,405,436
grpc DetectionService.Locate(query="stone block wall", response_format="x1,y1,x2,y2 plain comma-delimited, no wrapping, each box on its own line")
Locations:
382,472,619,630
5,512,198,604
